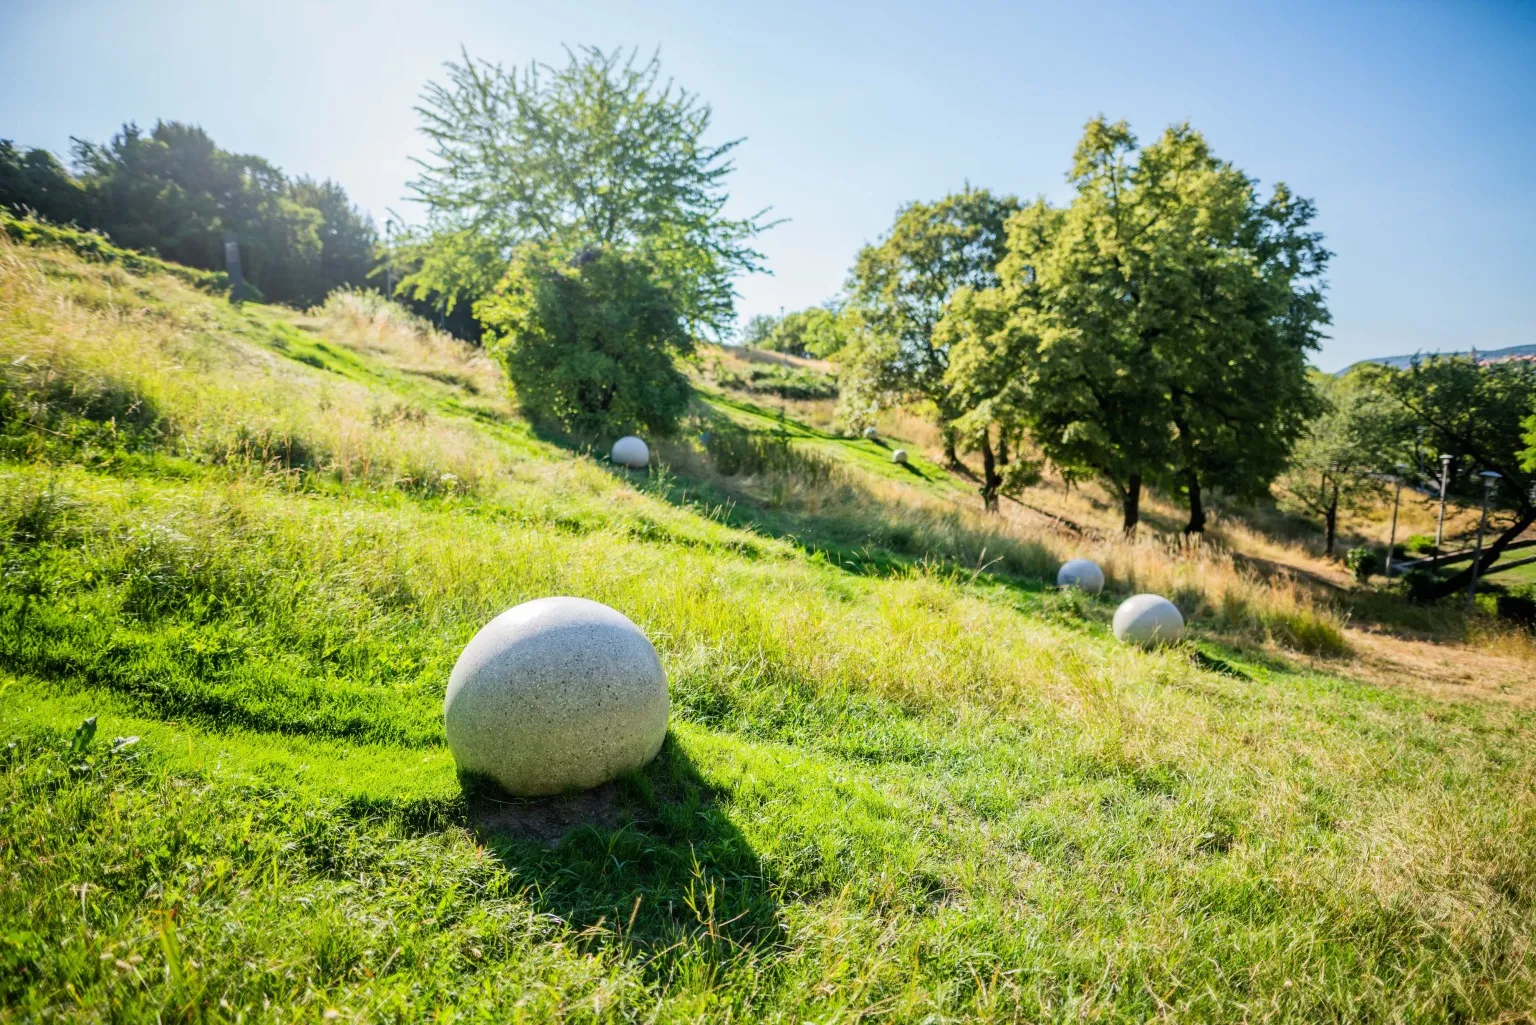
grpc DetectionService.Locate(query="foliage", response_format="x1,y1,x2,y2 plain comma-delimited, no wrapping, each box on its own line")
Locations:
1016,121,1326,532
1370,356,1536,599
750,306,850,359
0,140,89,224
1,123,377,306
840,186,1020,456
715,361,838,400
738,312,779,349
1,212,227,291
406,46,771,335
697,416,835,482
1404,534,1438,556
1346,545,1381,582
1275,370,1401,556
6,224,1536,1023
475,244,693,435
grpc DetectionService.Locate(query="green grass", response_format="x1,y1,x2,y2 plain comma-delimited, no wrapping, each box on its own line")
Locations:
3,233,1535,1022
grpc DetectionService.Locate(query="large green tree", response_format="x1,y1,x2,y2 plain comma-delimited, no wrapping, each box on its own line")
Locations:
405,46,770,335
953,120,1328,533
840,186,1020,462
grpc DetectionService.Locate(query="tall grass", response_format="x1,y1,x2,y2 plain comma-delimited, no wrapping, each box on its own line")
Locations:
3,239,1536,1020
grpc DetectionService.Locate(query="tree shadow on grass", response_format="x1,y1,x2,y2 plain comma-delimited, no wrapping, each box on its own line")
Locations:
461,733,783,965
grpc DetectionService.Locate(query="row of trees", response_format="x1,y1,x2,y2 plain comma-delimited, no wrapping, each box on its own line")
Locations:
837,122,1328,526
825,121,1534,600
0,122,376,306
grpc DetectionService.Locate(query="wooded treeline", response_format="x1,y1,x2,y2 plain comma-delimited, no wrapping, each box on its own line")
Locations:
0,122,375,306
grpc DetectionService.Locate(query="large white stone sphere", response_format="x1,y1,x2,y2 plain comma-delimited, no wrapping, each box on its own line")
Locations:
1112,594,1185,647
444,597,669,796
862,426,879,440
891,449,908,464
611,436,650,469
1057,558,1105,595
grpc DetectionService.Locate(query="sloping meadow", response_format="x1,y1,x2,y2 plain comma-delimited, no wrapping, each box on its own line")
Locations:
2,236,1535,1021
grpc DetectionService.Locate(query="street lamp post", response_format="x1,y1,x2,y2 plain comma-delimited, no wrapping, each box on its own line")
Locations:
1384,464,1408,578
1465,471,1503,615
1434,454,1453,553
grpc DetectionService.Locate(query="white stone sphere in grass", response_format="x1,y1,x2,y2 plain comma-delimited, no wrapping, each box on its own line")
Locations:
611,436,650,469
1112,594,1185,647
444,597,669,797
862,426,879,440
892,449,908,464
1056,558,1105,595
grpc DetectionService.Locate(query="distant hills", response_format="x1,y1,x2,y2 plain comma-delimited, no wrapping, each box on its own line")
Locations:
1339,343,1536,375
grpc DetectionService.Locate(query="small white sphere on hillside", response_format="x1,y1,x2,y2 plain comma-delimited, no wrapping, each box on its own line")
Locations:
892,449,908,464
444,597,669,797
1056,558,1105,595
1112,594,1185,647
611,436,650,469
862,426,879,440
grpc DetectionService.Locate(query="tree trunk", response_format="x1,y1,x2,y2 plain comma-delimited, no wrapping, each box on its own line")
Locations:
1416,507,1536,602
979,427,1001,513
1121,473,1142,536
1324,497,1338,558
997,431,1010,467
941,424,959,467
1183,470,1206,535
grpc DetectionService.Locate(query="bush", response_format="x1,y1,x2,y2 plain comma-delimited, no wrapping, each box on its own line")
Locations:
1346,546,1381,583
476,244,693,436
1404,534,1438,557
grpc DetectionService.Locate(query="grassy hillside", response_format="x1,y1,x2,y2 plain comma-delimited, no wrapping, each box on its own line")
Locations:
3,232,1535,1022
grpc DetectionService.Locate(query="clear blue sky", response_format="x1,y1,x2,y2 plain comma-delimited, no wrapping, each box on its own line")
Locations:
2,0,1532,370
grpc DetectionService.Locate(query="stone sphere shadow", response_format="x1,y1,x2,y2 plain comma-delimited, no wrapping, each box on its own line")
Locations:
460,733,782,966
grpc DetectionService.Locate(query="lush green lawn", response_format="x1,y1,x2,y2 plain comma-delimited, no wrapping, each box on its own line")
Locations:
3,238,1534,1022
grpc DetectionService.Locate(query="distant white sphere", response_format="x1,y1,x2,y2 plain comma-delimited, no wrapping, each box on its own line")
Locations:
611,436,650,469
1112,594,1185,647
444,597,669,796
862,426,879,440
892,449,908,464
1057,558,1105,595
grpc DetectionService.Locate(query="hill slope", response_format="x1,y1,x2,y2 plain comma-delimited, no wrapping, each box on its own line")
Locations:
3,233,1535,1022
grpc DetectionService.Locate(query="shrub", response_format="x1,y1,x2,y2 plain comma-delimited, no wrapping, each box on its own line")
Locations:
1404,533,1438,557
476,245,692,436
1346,546,1381,583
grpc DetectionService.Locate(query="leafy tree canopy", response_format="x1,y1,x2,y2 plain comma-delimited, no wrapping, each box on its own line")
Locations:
840,186,1020,457
952,119,1329,530
475,244,693,436
2,123,376,307
749,306,849,359
405,46,772,335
